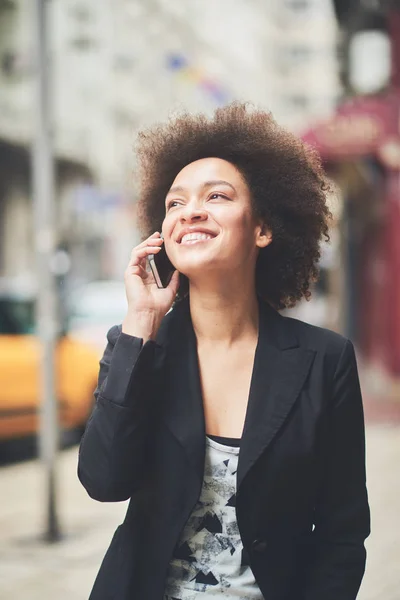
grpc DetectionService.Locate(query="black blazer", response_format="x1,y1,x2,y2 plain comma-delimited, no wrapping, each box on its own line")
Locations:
78,298,370,600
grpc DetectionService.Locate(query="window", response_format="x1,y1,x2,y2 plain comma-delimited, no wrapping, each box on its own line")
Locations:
282,94,311,110
0,0,17,73
283,0,313,13
282,0,326,18
0,299,35,335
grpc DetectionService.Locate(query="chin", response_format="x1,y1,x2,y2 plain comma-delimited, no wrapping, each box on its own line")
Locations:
176,257,222,279
176,263,209,278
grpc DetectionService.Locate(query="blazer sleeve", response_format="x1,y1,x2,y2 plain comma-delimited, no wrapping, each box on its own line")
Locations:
77,324,159,502
304,339,371,600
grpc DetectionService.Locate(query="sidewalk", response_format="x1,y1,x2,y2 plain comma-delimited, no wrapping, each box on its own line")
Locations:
360,366,400,425
0,450,127,600
0,424,399,599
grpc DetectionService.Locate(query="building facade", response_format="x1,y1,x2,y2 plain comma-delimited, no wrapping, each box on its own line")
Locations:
0,0,340,283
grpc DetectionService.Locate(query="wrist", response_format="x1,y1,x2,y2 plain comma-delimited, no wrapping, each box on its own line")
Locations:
122,310,160,342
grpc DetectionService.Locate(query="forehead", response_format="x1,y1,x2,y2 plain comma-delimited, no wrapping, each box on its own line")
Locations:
171,157,246,188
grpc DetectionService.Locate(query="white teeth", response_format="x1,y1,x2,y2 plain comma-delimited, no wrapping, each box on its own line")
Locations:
181,232,213,243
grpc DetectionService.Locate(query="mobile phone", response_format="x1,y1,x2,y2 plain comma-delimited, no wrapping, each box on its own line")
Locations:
148,242,175,289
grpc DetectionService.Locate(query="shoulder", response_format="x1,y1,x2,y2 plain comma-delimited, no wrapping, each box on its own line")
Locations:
281,313,352,366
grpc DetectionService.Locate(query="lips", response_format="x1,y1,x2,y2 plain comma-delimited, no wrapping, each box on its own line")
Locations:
181,232,214,245
177,228,217,244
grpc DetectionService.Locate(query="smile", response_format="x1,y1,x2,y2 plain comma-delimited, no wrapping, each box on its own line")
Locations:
180,232,215,245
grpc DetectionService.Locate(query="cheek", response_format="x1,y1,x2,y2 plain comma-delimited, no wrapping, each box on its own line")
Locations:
161,213,180,259
221,210,256,244
161,213,176,238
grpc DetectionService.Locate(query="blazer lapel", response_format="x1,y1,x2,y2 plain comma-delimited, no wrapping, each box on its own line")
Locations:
237,303,315,489
158,299,315,490
158,300,206,482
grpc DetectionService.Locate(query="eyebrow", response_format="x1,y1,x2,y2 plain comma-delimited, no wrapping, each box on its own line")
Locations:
167,179,237,195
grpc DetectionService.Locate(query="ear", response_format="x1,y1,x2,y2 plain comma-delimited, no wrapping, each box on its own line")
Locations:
256,223,272,249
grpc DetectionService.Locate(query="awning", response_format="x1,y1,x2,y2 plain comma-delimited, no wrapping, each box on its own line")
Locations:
301,92,400,169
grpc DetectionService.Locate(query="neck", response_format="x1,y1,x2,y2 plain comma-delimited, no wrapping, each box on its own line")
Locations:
188,277,259,345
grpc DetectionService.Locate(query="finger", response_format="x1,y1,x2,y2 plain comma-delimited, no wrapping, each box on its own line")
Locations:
130,240,162,260
126,264,148,278
138,235,163,249
132,234,162,255
145,237,163,246
143,231,162,245
129,245,161,266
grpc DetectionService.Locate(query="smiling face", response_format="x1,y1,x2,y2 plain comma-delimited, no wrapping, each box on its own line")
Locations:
162,157,271,282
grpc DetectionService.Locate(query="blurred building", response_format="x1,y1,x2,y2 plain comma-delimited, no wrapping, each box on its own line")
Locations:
301,0,400,390
0,0,340,286
268,0,340,131
0,0,96,285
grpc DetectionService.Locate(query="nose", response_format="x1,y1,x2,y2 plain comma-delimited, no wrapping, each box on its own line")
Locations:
179,203,208,223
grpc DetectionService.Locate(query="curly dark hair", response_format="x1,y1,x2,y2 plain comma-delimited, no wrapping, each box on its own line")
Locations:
136,102,332,309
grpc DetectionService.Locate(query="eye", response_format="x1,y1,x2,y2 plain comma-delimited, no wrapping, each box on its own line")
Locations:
166,200,182,210
209,192,230,201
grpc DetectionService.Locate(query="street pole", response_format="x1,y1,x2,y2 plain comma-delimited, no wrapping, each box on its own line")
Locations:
32,0,61,542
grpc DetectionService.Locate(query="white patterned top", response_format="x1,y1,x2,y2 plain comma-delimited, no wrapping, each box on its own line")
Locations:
164,436,263,599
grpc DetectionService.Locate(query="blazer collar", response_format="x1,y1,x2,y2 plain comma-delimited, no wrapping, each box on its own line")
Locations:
157,299,206,479
158,297,315,488
237,301,315,488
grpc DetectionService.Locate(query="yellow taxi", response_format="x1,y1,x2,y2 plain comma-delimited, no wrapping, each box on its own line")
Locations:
0,281,101,440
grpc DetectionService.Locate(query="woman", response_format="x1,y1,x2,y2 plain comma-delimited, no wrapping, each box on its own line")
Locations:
78,103,370,600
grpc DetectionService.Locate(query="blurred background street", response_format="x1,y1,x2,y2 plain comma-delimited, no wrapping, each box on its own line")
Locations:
1,0,400,598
